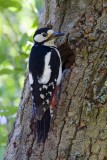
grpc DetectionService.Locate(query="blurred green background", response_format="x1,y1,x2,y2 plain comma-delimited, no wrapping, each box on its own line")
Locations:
0,0,43,159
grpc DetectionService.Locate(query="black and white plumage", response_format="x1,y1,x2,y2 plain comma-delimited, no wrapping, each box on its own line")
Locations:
28,28,64,142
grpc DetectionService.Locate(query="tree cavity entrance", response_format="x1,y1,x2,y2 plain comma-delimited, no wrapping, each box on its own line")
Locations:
58,42,75,71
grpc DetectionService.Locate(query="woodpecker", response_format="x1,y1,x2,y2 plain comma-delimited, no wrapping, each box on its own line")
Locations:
28,27,64,142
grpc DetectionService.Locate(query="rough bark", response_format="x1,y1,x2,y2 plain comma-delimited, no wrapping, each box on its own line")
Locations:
5,0,107,160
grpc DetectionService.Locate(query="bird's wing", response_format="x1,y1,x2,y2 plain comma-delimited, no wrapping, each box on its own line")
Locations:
29,46,61,120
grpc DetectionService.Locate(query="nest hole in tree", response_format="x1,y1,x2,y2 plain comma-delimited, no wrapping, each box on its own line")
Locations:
58,42,75,71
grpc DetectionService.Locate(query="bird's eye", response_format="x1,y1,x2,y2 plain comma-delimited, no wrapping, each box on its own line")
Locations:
42,33,47,37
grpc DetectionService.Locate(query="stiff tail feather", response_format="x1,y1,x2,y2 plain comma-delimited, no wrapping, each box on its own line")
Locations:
36,108,51,143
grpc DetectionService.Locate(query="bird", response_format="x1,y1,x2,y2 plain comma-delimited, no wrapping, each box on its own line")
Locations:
28,27,64,143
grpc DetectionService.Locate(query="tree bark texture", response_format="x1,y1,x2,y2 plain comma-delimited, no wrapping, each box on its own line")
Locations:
5,0,107,160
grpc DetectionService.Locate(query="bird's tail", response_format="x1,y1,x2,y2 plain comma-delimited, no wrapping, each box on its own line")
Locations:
36,108,51,143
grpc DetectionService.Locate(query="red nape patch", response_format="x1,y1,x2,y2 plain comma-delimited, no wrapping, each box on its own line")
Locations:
50,86,59,109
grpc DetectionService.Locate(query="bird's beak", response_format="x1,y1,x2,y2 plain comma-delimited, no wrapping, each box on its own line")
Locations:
52,32,64,37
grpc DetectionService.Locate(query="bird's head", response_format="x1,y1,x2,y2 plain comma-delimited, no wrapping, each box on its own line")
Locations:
33,27,64,46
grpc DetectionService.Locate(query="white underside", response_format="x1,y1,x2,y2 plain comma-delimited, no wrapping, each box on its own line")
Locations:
44,39,56,47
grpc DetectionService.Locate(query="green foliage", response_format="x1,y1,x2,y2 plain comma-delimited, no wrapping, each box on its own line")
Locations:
0,106,18,116
0,0,22,11
0,146,6,160
0,0,43,158
36,0,43,10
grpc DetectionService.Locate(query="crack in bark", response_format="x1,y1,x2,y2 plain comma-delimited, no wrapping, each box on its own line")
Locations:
45,0,50,25
55,69,72,160
58,1,68,32
55,99,72,160
27,136,35,160
66,59,93,159
67,107,84,160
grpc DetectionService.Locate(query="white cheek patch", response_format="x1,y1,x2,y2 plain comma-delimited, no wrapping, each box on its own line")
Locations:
47,30,54,37
34,34,47,42
29,72,33,85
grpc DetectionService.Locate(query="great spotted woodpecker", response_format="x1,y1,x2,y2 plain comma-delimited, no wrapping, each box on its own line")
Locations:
29,27,64,142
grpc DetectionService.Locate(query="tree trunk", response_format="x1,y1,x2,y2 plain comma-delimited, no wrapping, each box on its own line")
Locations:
5,0,107,160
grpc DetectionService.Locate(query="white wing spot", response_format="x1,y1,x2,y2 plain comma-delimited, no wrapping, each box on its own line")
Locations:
30,87,33,91
42,101,45,105
29,72,33,84
39,88,42,91
48,92,52,96
43,108,46,112
49,82,54,86
40,94,45,99
38,52,52,84
34,107,36,110
46,99,49,104
50,107,53,118
49,82,54,89
43,85,48,89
